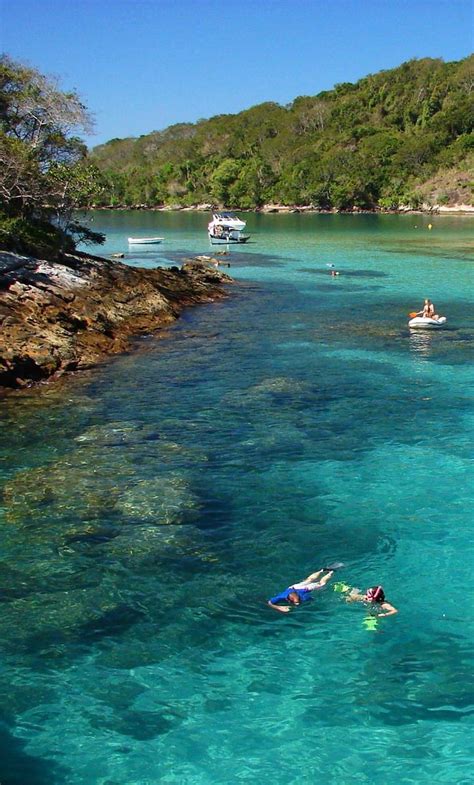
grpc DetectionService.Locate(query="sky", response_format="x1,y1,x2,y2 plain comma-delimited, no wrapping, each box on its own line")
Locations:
1,0,473,148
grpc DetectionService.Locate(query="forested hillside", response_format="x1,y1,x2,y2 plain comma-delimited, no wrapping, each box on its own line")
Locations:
91,56,474,211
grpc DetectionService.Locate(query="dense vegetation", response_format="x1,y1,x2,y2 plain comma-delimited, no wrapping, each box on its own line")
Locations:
1,54,472,251
91,56,474,211
0,55,104,257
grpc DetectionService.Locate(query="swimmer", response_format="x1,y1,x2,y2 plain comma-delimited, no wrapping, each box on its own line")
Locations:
267,567,337,614
345,585,398,617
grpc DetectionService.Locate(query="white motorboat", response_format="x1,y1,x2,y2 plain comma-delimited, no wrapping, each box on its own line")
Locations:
208,212,250,244
408,316,447,329
128,237,164,245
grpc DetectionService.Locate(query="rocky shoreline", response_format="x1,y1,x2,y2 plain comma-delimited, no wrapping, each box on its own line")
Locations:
89,203,474,215
0,250,232,392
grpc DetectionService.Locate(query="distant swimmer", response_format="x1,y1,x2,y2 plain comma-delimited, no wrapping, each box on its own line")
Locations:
267,563,343,614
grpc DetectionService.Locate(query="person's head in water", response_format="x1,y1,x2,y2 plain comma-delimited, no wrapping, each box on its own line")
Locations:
287,591,301,605
365,586,385,603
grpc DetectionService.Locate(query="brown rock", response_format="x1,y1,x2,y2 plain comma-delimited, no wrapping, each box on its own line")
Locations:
0,250,233,390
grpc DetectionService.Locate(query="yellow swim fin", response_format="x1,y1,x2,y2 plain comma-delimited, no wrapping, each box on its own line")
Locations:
363,616,378,631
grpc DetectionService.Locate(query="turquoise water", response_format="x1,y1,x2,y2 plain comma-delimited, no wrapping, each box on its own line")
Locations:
1,211,473,784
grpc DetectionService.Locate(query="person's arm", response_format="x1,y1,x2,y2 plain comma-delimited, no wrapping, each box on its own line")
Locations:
378,601,398,617
267,600,291,614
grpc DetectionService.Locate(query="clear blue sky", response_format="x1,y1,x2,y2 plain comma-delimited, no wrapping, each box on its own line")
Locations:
1,0,473,148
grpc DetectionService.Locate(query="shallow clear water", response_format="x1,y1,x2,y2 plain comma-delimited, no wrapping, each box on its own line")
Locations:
1,211,473,785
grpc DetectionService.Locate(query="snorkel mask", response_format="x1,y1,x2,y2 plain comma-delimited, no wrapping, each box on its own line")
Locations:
366,586,385,603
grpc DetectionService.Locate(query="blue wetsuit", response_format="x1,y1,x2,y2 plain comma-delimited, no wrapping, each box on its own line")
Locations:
269,586,313,605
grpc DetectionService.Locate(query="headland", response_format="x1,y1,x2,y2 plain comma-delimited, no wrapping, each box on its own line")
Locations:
0,251,232,392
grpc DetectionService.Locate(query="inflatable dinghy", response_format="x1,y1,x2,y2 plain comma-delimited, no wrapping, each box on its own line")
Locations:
408,316,447,329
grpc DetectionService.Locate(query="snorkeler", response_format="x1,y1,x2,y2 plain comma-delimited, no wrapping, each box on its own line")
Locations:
267,565,342,614
342,584,398,617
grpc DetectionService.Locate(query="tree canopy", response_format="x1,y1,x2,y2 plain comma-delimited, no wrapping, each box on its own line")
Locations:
0,55,104,256
90,55,474,210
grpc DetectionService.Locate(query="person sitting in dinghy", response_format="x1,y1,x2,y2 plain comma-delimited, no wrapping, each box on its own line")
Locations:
417,299,439,320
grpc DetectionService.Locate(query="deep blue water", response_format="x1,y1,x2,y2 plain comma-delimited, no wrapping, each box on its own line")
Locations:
0,211,473,784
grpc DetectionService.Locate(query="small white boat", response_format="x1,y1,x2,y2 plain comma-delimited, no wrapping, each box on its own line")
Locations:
408,316,447,329
127,237,164,245
208,211,250,244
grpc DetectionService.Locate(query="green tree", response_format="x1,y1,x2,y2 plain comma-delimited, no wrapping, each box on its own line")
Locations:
210,158,240,205
0,55,104,254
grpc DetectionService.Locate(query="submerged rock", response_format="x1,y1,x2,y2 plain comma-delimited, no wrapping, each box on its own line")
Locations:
0,251,232,390
2,440,200,526
116,475,199,523
74,421,160,446
223,376,312,409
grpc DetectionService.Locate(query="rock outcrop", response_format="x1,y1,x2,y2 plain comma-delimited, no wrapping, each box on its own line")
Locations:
0,250,232,390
